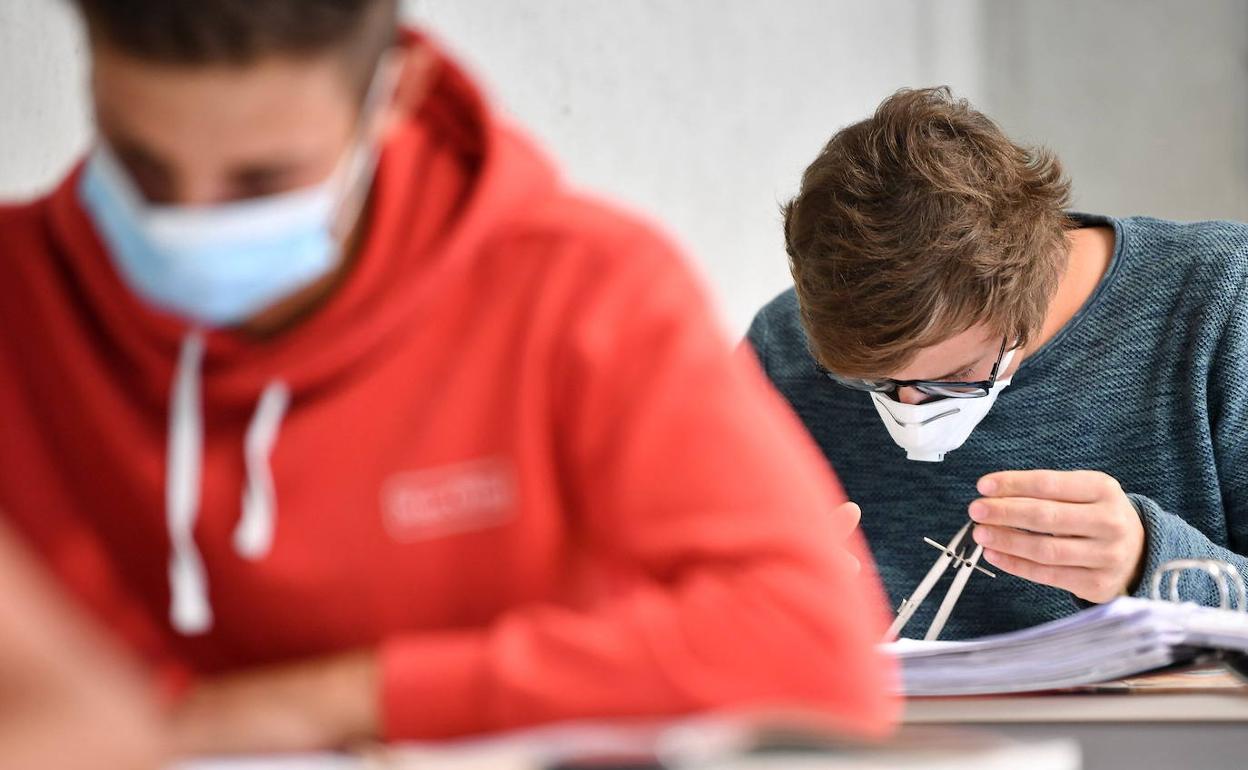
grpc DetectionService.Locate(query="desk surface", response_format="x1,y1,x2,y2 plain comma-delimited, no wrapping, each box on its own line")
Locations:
906,670,1248,770
906,662,1248,723
905,691,1248,723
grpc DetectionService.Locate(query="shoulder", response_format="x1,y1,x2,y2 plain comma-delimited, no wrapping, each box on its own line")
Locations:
497,192,681,270
0,198,53,280
746,288,819,379
481,191,709,317
0,199,46,246
1107,216,1248,383
1119,215,1248,288
1111,217,1248,350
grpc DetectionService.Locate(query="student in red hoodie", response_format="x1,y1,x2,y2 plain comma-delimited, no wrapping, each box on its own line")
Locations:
0,0,896,755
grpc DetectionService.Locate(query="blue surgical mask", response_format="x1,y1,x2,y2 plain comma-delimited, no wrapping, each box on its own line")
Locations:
78,58,395,327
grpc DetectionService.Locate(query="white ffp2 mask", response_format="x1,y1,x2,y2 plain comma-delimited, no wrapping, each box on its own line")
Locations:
869,348,1017,462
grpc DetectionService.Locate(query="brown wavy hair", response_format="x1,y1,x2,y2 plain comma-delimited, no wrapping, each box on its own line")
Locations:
783,86,1072,378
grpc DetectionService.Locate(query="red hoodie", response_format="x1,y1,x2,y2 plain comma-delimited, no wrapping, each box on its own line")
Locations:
0,34,897,739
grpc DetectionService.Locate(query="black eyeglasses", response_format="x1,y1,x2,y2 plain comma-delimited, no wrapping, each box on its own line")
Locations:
821,337,1009,399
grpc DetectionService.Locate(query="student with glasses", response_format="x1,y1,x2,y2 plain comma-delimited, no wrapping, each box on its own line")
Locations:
747,87,1248,639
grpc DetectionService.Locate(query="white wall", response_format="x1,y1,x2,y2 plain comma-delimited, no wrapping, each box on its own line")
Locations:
981,0,1248,222
403,0,987,332
0,0,983,335
0,0,91,201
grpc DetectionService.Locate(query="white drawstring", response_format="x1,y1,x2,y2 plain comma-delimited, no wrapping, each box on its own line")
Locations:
166,332,288,635
167,332,210,634
236,382,289,559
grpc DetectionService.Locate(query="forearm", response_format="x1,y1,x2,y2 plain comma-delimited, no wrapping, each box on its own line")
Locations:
380,557,896,741
168,648,378,757
170,555,894,755
1129,493,1248,602
0,528,165,769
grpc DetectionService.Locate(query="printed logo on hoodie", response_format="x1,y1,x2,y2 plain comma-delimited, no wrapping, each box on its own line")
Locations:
381,457,516,542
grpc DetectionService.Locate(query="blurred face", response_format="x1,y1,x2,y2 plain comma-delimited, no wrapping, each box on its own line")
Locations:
89,44,365,207
885,324,1014,405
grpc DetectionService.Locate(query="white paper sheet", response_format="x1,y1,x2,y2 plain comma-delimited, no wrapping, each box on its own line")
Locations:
883,597,1248,696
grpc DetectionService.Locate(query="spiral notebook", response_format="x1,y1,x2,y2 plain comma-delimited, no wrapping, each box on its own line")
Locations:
885,559,1248,697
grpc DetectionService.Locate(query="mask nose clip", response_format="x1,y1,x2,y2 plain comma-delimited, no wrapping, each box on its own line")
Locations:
877,399,960,428
918,407,961,426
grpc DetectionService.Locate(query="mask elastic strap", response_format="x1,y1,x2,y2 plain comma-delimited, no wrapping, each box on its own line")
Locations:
329,48,406,242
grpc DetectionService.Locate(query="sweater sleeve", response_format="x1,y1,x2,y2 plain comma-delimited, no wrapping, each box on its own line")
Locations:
1126,265,1248,602
1128,494,1248,601
378,228,898,740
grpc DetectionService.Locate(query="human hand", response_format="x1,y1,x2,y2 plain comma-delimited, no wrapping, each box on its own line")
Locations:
836,500,863,575
968,470,1146,603
168,649,377,757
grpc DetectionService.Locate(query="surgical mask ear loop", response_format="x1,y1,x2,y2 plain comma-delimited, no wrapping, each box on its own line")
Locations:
329,48,407,244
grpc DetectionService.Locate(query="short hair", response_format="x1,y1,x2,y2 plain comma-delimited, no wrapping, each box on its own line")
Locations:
783,86,1072,378
72,0,400,94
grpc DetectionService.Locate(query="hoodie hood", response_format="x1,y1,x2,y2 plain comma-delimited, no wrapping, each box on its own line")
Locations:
47,29,559,413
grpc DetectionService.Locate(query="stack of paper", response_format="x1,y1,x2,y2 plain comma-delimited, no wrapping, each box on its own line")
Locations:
885,597,1248,696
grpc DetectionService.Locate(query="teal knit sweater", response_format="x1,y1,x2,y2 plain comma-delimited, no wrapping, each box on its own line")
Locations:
747,213,1248,638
